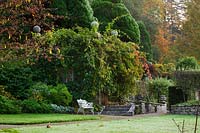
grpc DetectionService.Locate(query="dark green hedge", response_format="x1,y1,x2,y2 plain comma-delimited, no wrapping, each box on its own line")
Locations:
0,95,21,114
0,65,33,99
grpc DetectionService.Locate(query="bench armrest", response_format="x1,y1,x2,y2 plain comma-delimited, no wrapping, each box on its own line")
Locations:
87,102,93,107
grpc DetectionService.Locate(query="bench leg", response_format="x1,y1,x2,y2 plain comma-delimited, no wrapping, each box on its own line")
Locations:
91,108,94,115
78,108,94,115
77,108,81,114
77,108,85,115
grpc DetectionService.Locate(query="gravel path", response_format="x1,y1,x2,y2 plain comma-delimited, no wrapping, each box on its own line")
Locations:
0,113,165,129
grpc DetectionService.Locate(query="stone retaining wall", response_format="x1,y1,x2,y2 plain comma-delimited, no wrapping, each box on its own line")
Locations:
170,105,199,115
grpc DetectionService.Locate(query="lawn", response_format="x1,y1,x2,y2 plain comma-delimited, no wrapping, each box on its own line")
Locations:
0,114,100,125
0,114,199,133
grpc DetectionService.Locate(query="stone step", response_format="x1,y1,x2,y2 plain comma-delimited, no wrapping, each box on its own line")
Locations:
102,111,133,116
103,108,130,111
105,105,131,108
101,104,134,116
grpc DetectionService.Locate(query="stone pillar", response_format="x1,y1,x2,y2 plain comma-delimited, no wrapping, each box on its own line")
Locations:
158,95,167,114
149,103,152,113
156,104,161,113
141,101,146,114
149,103,155,113
160,103,167,113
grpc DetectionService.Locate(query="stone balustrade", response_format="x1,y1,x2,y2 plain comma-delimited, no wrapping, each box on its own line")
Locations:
140,102,167,114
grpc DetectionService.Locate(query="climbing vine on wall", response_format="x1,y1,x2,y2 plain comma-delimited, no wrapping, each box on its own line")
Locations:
27,27,144,101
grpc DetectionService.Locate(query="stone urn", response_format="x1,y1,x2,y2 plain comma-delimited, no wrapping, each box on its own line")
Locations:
160,95,167,103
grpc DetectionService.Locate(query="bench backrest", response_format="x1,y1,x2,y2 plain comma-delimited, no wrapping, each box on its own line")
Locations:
77,99,93,108
77,99,87,107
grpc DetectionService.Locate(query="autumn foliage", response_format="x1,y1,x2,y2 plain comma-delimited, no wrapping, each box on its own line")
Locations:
0,0,61,44
154,28,170,62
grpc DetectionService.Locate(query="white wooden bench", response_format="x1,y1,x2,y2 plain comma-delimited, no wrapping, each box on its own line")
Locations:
77,99,94,115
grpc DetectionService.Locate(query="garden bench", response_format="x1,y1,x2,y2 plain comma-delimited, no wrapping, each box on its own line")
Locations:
77,99,94,115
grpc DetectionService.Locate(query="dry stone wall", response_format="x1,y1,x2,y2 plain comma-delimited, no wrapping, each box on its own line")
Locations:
171,105,199,115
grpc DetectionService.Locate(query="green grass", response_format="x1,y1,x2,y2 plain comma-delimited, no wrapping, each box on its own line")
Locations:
1,114,199,133
0,114,99,125
0,114,200,133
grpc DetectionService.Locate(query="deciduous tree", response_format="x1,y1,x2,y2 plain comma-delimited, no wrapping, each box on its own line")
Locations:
0,0,56,43
177,0,200,60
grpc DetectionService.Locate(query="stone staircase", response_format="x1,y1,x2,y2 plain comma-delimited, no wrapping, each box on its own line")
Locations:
101,104,134,116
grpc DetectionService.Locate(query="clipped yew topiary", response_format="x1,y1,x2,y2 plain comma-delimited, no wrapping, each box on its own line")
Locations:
137,21,152,61
66,0,95,28
92,0,140,43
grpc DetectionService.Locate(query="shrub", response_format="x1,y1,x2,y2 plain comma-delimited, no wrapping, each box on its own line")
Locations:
21,99,41,113
48,84,72,106
0,65,33,99
148,78,174,102
93,104,103,112
152,63,175,77
176,56,199,70
0,85,14,99
176,100,200,106
40,102,53,113
51,104,74,113
134,105,142,114
0,95,21,114
28,82,50,102
21,99,52,113
28,83,72,106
